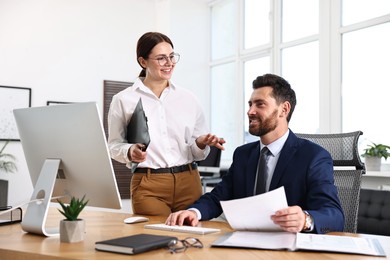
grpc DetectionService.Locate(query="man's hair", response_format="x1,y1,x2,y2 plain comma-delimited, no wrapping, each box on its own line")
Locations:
252,73,297,122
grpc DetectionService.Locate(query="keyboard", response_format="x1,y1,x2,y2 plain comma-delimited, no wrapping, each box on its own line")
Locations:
144,223,220,235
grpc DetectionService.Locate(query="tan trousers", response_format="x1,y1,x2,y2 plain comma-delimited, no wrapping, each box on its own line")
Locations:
130,168,202,216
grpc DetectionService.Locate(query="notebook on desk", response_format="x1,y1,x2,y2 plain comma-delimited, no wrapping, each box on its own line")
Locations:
95,233,177,255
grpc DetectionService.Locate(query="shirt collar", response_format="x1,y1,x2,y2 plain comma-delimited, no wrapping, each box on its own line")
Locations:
260,129,289,156
133,77,176,92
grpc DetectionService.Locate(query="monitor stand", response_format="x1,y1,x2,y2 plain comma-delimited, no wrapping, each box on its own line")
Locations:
21,159,61,236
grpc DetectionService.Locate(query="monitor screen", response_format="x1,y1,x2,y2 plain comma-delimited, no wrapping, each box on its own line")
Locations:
197,146,221,177
13,102,122,236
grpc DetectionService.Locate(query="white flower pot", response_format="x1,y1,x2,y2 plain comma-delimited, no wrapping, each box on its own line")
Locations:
59,219,85,243
364,156,381,171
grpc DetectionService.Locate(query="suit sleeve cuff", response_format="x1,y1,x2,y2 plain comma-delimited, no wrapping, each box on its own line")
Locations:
188,208,202,220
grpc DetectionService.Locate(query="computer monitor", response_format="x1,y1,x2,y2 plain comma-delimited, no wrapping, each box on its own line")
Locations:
13,102,122,236
197,146,222,177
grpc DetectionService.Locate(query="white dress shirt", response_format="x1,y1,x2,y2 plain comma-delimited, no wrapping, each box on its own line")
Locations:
258,129,289,193
107,77,210,169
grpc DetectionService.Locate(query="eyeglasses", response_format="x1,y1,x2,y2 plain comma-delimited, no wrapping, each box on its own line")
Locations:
150,53,180,66
167,237,203,254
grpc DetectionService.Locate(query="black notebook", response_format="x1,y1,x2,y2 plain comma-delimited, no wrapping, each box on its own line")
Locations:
95,233,177,255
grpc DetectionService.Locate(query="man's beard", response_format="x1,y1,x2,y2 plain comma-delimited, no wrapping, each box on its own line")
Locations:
248,109,278,137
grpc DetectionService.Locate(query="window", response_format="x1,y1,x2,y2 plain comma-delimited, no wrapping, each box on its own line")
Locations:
210,0,390,164
342,0,390,26
244,0,270,49
282,0,318,42
211,0,236,60
282,41,319,134
211,62,242,159
244,57,270,143
341,18,390,155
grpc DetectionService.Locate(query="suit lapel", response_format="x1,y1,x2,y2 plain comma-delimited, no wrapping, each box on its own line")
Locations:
269,131,300,190
246,142,261,196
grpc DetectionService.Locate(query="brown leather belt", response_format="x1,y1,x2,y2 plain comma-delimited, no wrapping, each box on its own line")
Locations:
134,162,197,174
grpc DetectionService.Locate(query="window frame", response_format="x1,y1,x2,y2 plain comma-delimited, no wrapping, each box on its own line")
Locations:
209,0,390,165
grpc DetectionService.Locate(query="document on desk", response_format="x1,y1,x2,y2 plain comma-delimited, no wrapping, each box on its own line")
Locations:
294,233,386,256
212,232,386,256
212,231,296,250
220,186,288,231
214,186,386,256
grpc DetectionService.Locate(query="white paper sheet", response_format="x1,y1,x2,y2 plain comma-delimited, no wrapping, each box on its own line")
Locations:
220,186,288,231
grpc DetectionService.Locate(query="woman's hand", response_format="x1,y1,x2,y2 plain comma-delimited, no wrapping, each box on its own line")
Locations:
128,143,147,162
196,134,226,150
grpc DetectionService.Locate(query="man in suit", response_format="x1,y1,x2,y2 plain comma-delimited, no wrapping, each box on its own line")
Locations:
166,74,344,234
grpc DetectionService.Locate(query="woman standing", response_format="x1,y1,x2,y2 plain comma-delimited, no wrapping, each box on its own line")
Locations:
108,32,225,216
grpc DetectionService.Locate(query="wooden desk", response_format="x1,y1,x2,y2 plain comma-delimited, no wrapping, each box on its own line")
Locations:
1,208,389,259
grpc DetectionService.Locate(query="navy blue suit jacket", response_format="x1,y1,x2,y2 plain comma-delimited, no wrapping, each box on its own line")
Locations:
191,130,344,234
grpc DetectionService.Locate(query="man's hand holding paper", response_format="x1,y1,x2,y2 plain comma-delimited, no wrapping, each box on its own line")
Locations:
220,186,288,231
214,187,386,256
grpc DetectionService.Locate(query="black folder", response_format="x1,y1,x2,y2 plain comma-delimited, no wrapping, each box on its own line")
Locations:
126,98,150,172
126,98,150,148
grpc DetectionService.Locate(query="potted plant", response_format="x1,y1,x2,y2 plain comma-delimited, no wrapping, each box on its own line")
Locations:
0,141,17,207
57,195,89,243
362,142,390,171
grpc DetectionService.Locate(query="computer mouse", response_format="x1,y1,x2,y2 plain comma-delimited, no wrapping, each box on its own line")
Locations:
123,216,149,224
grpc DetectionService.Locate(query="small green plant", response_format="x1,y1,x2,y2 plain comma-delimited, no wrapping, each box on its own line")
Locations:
57,195,89,221
0,141,17,173
362,142,390,160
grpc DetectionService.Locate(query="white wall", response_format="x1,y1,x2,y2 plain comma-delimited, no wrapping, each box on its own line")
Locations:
0,0,210,205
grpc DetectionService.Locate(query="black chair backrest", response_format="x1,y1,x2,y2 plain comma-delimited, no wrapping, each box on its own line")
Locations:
296,131,364,169
296,131,365,233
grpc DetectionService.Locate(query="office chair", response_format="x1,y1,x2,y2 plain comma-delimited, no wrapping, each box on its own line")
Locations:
358,188,390,236
197,146,222,194
296,131,365,233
